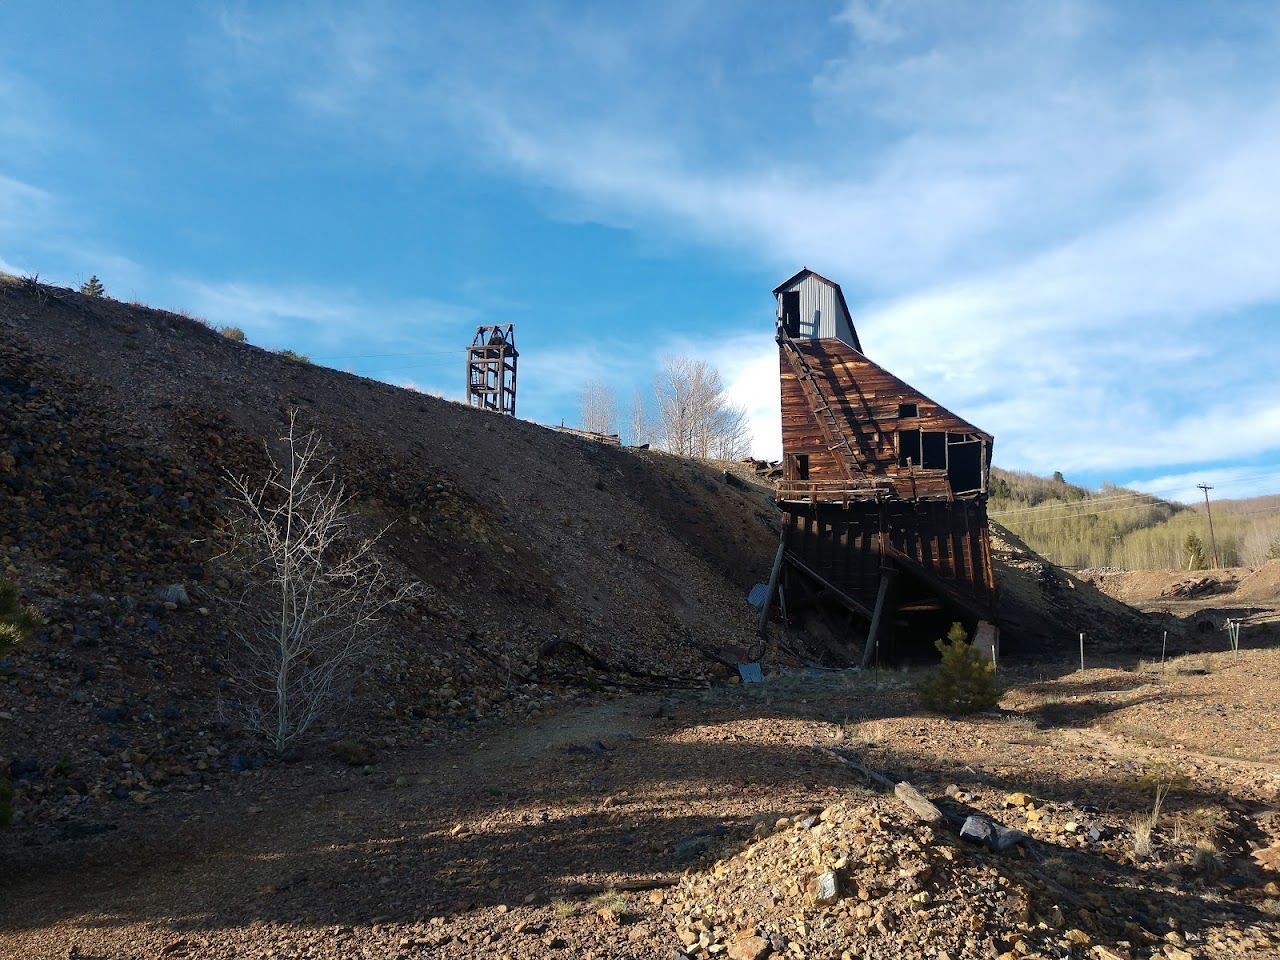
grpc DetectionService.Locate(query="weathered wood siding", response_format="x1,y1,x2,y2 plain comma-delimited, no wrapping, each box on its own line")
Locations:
782,499,997,619
780,337,991,498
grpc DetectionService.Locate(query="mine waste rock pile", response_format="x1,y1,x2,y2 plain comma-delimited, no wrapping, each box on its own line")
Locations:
0,275,1182,842
664,793,1280,960
0,276,778,831
990,524,1174,658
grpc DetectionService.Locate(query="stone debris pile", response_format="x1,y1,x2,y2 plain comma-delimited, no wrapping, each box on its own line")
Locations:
666,796,1280,960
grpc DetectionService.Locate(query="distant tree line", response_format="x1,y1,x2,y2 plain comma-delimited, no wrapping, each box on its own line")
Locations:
991,469,1280,569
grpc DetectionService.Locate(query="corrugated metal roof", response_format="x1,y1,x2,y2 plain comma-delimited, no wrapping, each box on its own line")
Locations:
774,268,863,353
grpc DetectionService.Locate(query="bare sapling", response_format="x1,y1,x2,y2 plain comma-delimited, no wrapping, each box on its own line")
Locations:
218,413,417,754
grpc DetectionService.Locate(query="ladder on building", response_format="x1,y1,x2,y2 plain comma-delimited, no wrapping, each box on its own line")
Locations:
777,329,865,481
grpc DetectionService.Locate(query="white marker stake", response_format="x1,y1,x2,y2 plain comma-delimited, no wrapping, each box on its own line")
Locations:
1079,632,1085,672
1161,630,1167,665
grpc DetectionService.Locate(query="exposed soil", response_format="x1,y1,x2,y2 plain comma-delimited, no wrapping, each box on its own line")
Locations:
0,277,780,831
4,278,1279,960
0,277,1173,839
4,650,1280,960
1084,561,1280,657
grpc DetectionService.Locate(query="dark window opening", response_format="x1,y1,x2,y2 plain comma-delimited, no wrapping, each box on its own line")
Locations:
897,430,921,468
897,402,919,419
921,431,947,469
781,291,801,337
947,440,982,493
796,454,809,480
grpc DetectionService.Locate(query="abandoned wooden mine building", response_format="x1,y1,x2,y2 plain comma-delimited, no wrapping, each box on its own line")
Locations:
764,268,997,662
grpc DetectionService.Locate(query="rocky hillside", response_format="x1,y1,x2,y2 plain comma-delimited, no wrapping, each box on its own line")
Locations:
0,277,780,829
0,276,1168,836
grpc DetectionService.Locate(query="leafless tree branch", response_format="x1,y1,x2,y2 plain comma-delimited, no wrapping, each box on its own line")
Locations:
215,412,417,754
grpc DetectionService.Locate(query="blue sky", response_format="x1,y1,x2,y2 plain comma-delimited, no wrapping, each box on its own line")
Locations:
3,1,1280,504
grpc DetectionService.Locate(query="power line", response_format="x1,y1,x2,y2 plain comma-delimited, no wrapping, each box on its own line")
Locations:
990,470,1280,519
990,491,1171,518
1198,483,1220,569
996,499,1191,526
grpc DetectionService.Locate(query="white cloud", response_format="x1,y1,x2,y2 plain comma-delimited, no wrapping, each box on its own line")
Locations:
0,68,59,152
24,3,1280,490
177,278,475,352
0,173,52,235
1126,466,1280,506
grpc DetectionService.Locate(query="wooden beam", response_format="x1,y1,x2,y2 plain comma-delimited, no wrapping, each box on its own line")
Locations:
783,551,875,619
860,569,896,669
876,539,992,621
757,534,787,639
894,782,945,824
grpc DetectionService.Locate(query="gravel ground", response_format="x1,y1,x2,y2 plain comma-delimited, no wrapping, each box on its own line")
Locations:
3,651,1279,960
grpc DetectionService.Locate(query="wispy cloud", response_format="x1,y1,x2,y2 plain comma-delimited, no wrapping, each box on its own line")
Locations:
0,67,59,152
177,278,477,353
0,173,52,235
11,2,1280,501
1126,466,1280,506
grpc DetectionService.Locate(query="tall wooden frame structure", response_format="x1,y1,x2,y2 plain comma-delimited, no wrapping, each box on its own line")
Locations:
762,269,998,663
466,324,518,416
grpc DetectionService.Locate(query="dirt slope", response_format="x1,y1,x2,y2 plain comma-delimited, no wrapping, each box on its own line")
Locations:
3,652,1279,960
0,278,778,829
991,524,1168,658
0,276,1164,841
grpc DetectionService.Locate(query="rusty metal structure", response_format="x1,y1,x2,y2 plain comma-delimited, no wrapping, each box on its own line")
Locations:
762,268,997,662
466,324,518,416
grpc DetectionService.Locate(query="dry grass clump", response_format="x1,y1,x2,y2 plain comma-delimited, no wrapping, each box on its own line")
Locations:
1131,771,1175,862
0,578,42,654
1190,839,1225,879
589,888,626,912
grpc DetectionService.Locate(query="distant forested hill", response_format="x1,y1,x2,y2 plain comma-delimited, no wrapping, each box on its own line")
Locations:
988,468,1280,570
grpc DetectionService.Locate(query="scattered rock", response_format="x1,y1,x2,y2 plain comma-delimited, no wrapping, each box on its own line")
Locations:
727,934,772,960
810,871,840,905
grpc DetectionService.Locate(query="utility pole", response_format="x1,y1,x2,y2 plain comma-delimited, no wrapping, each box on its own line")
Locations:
1197,483,1220,569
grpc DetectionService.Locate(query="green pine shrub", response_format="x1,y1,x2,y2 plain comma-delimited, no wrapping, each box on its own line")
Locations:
917,622,1000,715
79,275,105,297
276,349,311,364
220,325,247,342
1184,533,1207,570
0,579,42,654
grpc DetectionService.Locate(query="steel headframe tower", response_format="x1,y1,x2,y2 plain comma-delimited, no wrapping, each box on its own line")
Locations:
466,324,518,416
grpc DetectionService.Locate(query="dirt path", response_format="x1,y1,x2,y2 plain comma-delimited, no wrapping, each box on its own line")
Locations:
1,686,857,959
3,658,1280,960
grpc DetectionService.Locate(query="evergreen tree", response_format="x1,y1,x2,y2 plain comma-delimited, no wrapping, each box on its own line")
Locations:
79,275,105,297
0,579,41,654
1184,532,1207,570
917,622,1000,715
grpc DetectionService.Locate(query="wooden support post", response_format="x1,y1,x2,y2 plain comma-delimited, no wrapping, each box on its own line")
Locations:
860,568,896,669
758,535,787,639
